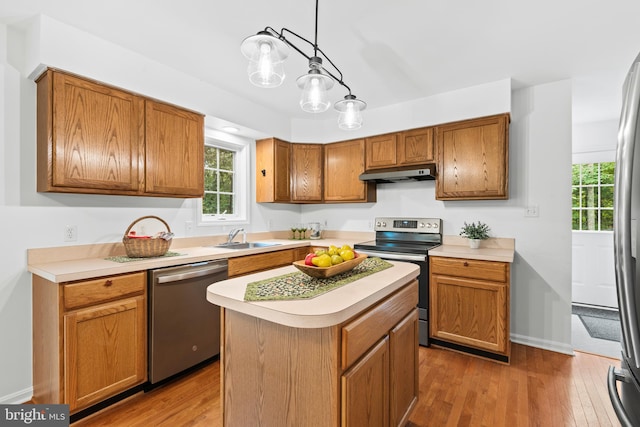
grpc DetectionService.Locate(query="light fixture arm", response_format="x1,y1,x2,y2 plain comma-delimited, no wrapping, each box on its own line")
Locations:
241,0,365,129
258,0,353,95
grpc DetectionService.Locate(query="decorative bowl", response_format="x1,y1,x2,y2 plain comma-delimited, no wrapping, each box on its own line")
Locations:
292,254,368,279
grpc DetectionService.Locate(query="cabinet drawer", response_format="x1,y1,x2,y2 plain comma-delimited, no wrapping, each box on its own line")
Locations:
430,257,507,283
63,271,146,310
228,248,298,277
341,281,418,370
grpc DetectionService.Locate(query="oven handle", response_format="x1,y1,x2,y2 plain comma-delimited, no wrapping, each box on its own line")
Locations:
356,249,427,262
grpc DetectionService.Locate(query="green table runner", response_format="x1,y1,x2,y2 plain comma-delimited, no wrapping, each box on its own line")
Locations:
244,257,393,301
105,251,185,263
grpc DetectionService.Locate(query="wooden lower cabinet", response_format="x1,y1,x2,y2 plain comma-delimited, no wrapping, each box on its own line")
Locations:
32,271,147,413
342,337,390,427
222,280,419,426
228,247,309,277
389,310,419,426
342,309,418,427
429,256,511,362
64,296,146,412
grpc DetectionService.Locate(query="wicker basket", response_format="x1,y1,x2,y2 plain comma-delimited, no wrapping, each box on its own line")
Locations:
122,216,173,258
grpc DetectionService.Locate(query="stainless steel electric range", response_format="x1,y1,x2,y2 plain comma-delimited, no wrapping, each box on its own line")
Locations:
354,217,442,346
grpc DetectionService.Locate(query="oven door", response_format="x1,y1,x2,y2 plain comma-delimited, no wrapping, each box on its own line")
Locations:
355,249,430,346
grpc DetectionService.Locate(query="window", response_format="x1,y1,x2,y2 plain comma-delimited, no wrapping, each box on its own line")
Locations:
572,162,615,231
198,132,249,225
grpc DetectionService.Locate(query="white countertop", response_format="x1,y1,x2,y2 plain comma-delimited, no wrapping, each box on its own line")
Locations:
27,233,515,283
27,238,362,283
206,261,420,328
429,236,515,263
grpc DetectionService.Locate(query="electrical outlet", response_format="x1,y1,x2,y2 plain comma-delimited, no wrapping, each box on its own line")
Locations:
64,225,77,242
525,205,539,217
185,221,193,234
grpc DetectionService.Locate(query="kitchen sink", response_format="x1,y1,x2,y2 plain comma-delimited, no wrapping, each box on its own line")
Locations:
210,242,281,250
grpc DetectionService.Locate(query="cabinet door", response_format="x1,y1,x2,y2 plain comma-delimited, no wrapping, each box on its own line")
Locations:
324,139,376,202
228,248,300,277
291,143,323,202
398,127,434,165
144,100,204,197
365,133,397,170
342,337,390,427
256,138,291,202
389,310,418,427
64,295,146,412
436,114,509,200
430,273,508,354
42,70,144,193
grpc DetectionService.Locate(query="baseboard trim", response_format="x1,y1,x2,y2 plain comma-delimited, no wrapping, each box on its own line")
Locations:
511,333,574,356
0,386,33,404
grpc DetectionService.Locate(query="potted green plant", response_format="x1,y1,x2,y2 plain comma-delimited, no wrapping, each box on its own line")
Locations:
459,221,490,248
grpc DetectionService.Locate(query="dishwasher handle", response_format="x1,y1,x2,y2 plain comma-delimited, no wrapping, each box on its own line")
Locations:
156,263,228,284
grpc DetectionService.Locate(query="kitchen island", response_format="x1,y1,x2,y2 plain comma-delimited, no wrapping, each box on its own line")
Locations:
207,261,420,427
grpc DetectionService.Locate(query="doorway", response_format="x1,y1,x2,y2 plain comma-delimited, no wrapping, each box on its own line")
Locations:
571,160,621,357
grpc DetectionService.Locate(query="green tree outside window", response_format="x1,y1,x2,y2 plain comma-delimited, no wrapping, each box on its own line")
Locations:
571,162,615,231
203,145,235,216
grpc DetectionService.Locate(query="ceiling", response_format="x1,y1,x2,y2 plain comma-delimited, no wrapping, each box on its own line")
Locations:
2,0,640,127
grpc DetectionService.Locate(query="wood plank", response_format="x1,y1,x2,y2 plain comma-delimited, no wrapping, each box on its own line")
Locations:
72,343,622,427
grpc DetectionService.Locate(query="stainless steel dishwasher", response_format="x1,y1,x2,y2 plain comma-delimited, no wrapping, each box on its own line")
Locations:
148,259,228,384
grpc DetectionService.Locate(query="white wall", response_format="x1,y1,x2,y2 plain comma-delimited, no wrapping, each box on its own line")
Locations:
0,15,574,404
294,80,575,355
0,17,302,404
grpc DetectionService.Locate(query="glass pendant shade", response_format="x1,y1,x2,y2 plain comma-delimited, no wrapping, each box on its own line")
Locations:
297,70,334,113
241,32,288,88
335,95,366,130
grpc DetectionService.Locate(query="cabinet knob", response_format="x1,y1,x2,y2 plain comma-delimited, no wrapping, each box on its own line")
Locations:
104,279,113,287
261,169,266,177
463,262,469,267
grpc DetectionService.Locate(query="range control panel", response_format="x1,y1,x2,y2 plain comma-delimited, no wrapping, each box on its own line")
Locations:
374,217,442,233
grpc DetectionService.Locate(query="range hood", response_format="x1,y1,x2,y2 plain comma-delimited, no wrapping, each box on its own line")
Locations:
358,166,436,183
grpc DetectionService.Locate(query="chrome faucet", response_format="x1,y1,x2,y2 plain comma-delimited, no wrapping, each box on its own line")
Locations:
228,227,246,244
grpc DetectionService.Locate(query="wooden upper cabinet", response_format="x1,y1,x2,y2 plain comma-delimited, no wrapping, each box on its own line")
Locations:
291,143,323,202
365,133,398,170
365,127,434,171
436,114,509,200
144,100,204,197
37,69,144,194
398,127,434,166
36,68,204,198
255,138,291,202
324,139,376,203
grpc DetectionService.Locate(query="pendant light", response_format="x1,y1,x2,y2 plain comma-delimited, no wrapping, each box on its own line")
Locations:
297,57,334,113
240,0,366,129
335,94,366,130
240,31,288,88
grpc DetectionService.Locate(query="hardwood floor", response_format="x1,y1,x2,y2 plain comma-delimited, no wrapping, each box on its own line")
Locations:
72,343,621,427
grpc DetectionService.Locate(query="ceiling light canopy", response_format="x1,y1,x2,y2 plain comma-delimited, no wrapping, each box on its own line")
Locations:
240,0,366,130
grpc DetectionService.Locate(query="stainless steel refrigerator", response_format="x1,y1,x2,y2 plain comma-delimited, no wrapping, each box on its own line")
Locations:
610,51,640,427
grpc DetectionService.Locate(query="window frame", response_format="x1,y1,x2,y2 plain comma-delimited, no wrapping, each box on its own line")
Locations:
571,161,615,232
197,129,250,227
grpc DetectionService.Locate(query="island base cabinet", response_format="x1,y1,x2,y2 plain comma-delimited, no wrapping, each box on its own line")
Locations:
341,337,390,427
389,310,419,427
222,310,340,426
220,281,419,427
